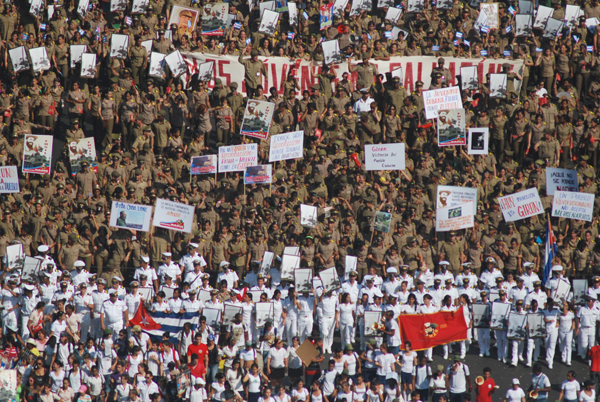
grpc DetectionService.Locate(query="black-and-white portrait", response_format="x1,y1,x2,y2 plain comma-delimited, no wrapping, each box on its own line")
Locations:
149,52,166,78
544,18,564,38
319,267,341,292
507,313,528,340
141,39,153,55
6,244,24,271
350,0,366,16
132,0,150,14
110,0,127,12
29,47,50,72
468,128,489,155
9,47,29,73
377,0,394,8
490,302,511,330
515,14,532,37
259,9,279,35
294,268,313,293
472,304,491,328
534,6,553,29
384,7,402,24
260,0,276,15
203,308,222,330
80,53,97,78
165,50,187,78
551,279,571,305
322,39,342,65
407,0,425,13
489,73,507,98
572,279,588,304
518,0,533,15
260,251,275,276
565,5,583,30
197,61,214,83
21,256,41,283
460,66,478,90
77,0,90,17
527,312,546,339
300,204,318,228
29,0,44,17
288,2,299,26
110,34,129,60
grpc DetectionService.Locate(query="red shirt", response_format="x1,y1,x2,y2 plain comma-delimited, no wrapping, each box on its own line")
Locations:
476,378,495,402
187,343,208,363
589,345,600,372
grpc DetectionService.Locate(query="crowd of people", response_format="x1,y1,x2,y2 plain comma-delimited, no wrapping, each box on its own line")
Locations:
5,0,600,402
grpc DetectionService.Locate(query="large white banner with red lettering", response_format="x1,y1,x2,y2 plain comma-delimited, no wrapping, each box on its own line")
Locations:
182,53,524,103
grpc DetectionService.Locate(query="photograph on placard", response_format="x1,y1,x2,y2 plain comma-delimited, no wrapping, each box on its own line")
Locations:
527,313,546,339
319,267,341,292
506,313,527,340
407,0,425,13
111,0,127,11
378,0,394,8
223,304,243,327
240,100,275,140
110,34,129,59
543,18,564,38
201,3,228,35
244,165,272,185
437,0,453,9
165,50,188,78
70,44,86,68
295,269,313,293
191,155,218,175
23,135,53,175
30,0,44,17
565,5,582,29
479,3,499,29
364,311,383,336
21,256,41,283
29,47,51,72
533,6,553,28
460,66,478,90
551,280,571,305
572,279,588,304
281,254,300,281
68,138,97,176
518,0,533,14
468,128,489,155
170,5,200,38
384,7,402,24
437,109,466,146
259,9,280,35
197,61,214,83
288,2,299,25
203,308,222,330
110,201,153,232
490,302,511,330
256,302,274,328
320,3,333,30
80,53,97,78
489,73,507,98
515,14,532,36
322,40,342,65
132,0,150,13
373,211,392,233
300,204,318,228
472,304,491,328
332,0,348,16
9,47,29,72
6,244,24,270
149,52,167,78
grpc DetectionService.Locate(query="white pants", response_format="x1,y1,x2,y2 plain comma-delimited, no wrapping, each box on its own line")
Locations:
298,316,313,343
527,338,542,365
558,330,573,364
275,319,284,339
579,326,596,357
477,328,490,355
545,329,558,365
424,347,433,360
108,322,124,341
21,315,30,341
285,316,298,345
496,330,508,359
340,322,354,349
319,316,335,351
443,343,453,357
80,314,91,342
511,339,524,365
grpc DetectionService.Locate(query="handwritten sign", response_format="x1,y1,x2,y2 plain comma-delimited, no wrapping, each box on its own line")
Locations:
546,168,578,195
152,198,195,233
498,188,544,222
0,166,19,193
218,144,258,172
423,86,462,119
269,131,304,162
551,191,594,222
436,202,474,231
364,143,405,171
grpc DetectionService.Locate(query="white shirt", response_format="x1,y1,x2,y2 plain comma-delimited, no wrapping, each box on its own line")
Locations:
124,292,142,316
268,347,288,368
101,299,126,325
138,379,159,402
561,380,581,400
353,96,375,113
134,266,158,282
447,363,470,393
505,387,525,402
218,270,239,289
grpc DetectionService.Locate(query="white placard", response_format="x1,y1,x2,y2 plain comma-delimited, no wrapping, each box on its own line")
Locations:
364,143,405,171
551,191,594,222
132,0,150,13
281,254,300,281
269,131,304,162
319,267,340,292
255,302,274,328
436,202,475,232
6,244,24,270
149,52,166,78
288,2,299,24
332,0,347,16
489,73,507,98
110,201,153,232
344,255,357,280
111,0,127,12
300,204,317,228
260,251,275,275
77,0,90,16
30,0,44,17
565,5,582,29
141,40,153,55
460,66,478,90
294,268,313,292
518,0,533,14
110,34,129,59
322,39,342,65
22,256,41,283
391,66,403,84
533,6,553,29
70,44,86,69
80,53,97,78
467,128,489,155
515,14,532,36
423,86,462,119
0,166,20,193
546,168,578,195
436,185,478,209
284,246,300,256
259,9,280,35
29,47,50,72
197,61,214,83
385,7,402,24
165,50,187,78
9,47,29,72
152,198,195,233
498,187,544,222
218,144,258,172
544,18,564,38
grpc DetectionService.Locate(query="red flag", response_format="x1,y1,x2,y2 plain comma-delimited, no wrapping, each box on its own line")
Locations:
238,287,248,302
129,303,161,330
398,306,468,351
350,153,361,167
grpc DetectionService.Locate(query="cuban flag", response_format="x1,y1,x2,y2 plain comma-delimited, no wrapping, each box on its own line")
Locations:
453,39,459,46
129,303,200,339
464,40,470,46
288,32,294,39
432,45,440,51
503,50,511,56
505,25,512,33
588,45,594,52
455,31,464,38
543,219,557,283
234,22,243,30
481,26,490,33
385,31,393,38
508,5,516,15
124,16,132,25
40,23,46,30
480,49,488,56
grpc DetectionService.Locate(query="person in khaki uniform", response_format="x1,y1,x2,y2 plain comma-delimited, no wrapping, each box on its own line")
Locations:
534,129,561,167
227,230,247,279
439,231,464,275
59,233,89,271
238,48,268,99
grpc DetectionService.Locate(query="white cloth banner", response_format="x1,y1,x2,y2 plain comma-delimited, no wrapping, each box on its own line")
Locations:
269,131,304,162
152,199,195,233
181,53,523,100
436,185,478,209
436,202,474,231
364,143,405,170
551,191,594,222
218,144,258,172
0,166,19,193
498,188,544,222
546,168,578,195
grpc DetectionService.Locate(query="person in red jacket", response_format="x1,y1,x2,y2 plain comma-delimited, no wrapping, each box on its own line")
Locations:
475,367,498,402
588,344,600,388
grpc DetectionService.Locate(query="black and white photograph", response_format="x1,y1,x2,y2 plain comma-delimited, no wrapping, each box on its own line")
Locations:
77,0,90,17
332,0,348,16
165,50,187,78
518,0,533,15
29,0,44,17
527,312,546,339
436,0,453,10
29,47,50,72
515,14,532,36
534,6,553,29
490,302,511,330
543,18,564,38
259,9,279,35
407,0,425,13
322,39,342,65
377,0,394,8
21,256,41,283
203,308,222,330
468,128,489,155
132,0,150,14
384,7,402,24
197,61,214,83
255,302,274,328
9,47,29,73
223,304,243,327
506,313,528,340
110,34,129,59
6,244,24,271
300,204,318,228
489,73,507,98
472,304,491,328
295,268,313,293
460,65,478,90
551,279,571,305
364,311,383,336
281,254,300,281
572,279,588,304
344,255,357,280
80,53,97,78
70,44,86,68
110,0,127,12
565,5,583,29
391,66,403,84
260,251,275,276
319,267,341,292
480,3,499,29
149,52,167,78
288,2,299,25
284,246,300,256
260,1,276,14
